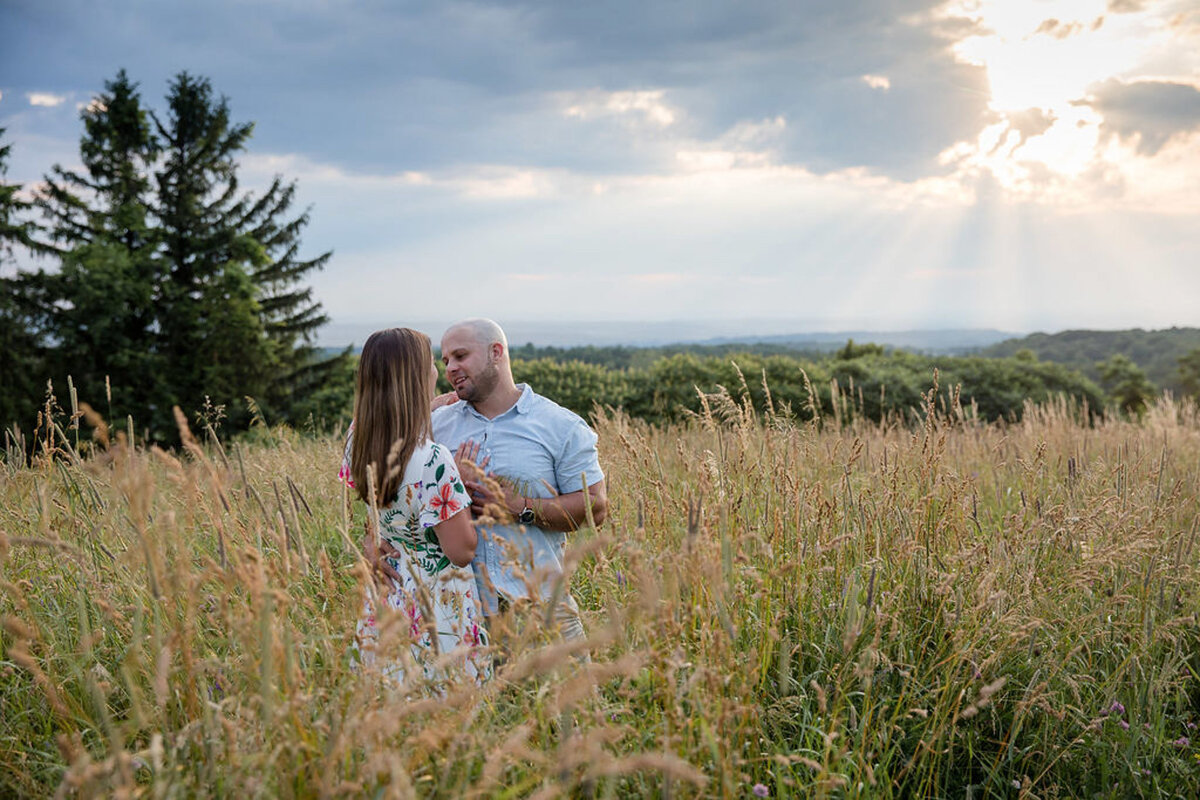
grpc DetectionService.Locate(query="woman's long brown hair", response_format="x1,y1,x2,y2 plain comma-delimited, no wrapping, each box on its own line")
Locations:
350,328,435,506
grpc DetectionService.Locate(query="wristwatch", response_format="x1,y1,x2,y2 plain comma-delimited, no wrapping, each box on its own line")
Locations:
518,502,535,525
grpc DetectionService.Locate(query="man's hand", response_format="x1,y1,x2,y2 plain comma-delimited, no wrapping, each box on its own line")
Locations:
462,474,518,522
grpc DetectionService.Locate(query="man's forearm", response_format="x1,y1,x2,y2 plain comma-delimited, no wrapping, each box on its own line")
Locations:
510,483,607,532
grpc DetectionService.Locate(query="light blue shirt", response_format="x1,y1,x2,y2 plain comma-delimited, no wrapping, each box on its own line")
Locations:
432,384,604,613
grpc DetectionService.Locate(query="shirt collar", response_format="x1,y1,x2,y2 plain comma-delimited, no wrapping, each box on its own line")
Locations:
463,384,533,419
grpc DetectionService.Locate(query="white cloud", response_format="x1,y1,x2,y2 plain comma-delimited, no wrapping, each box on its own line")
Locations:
862,74,891,90
27,92,67,107
562,89,677,127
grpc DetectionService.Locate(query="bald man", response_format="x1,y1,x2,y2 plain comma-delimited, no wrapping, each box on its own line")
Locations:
432,318,607,643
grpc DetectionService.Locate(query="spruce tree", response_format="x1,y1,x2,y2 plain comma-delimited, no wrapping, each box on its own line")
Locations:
0,129,47,436
32,71,164,431
5,70,346,440
152,72,345,432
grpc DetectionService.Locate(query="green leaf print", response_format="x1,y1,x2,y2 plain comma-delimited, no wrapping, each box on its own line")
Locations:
435,463,445,482
434,555,451,573
425,529,439,546
453,481,465,493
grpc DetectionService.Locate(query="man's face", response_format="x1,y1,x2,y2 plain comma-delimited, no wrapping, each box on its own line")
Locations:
441,327,500,403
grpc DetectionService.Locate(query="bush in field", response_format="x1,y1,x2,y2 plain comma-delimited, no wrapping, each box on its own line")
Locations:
511,358,634,419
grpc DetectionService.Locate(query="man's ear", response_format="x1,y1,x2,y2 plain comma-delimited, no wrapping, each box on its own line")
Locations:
490,341,504,361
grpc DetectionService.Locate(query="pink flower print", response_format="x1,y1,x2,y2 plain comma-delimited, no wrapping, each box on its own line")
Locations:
429,481,462,521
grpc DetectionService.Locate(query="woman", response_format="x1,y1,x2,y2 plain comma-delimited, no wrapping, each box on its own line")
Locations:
340,327,488,688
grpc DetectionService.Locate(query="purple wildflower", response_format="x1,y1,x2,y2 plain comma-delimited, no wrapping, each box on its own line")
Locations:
752,784,769,798
1119,720,1130,730
1108,700,1125,716
1174,737,1191,748
1187,722,1197,730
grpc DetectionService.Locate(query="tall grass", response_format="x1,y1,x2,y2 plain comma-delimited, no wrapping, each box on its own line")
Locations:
2,384,1199,797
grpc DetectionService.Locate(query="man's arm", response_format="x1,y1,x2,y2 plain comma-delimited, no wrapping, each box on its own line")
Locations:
465,477,608,532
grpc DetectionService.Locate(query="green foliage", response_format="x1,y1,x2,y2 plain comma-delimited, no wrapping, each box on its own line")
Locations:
2,71,347,442
511,358,635,418
1097,354,1156,417
983,327,1200,395
0,128,47,434
834,338,886,360
500,348,1104,428
1178,348,1200,400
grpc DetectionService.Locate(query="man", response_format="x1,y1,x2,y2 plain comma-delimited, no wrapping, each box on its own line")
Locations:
432,318,607,643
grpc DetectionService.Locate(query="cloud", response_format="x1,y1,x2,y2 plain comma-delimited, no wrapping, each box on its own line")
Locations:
563,89,677,127
1107,0,1146,13
27,92,66,107
1034,18,1084,40
0,0,992,181
1081,78,1200,155
993,108,1056,153
861,74,891,90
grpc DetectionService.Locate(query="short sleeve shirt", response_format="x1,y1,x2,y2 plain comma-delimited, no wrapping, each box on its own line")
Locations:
431,384,604,609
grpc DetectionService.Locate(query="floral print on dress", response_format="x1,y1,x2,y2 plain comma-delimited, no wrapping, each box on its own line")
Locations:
341,431,489,688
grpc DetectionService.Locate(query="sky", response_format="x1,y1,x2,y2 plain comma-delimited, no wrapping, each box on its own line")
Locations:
2,0,1199,345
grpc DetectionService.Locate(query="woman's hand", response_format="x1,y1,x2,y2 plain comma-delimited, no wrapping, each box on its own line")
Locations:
453,439,491,483
363,521,403,584
432,391,460,411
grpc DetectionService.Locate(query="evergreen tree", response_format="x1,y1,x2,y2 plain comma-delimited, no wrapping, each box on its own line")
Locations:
152,72,344,432
0,129,47,436
4,71,344,440
32,71,164,430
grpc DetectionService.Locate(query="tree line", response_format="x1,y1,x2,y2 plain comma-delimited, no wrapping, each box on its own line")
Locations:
0,71,349,445
505,344,1112,426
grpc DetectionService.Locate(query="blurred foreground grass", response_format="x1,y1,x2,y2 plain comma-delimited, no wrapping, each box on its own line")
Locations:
2,387,1199,797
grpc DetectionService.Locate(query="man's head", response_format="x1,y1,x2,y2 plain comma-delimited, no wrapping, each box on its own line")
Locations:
441,318,513,405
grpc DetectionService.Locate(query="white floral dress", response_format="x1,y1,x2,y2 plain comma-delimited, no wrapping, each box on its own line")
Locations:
341,430,489,687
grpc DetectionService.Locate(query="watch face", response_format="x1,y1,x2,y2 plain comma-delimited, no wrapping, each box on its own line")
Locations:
519,507,535,524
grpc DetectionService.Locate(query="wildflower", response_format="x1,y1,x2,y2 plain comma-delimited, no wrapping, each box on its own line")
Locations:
1119,720,1130,730
752,784,769,798
1174,737,1190,748
1108,700,1125,716
1187,722,1197,730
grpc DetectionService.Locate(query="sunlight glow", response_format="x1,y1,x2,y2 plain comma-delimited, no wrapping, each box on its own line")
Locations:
935,0,1200,208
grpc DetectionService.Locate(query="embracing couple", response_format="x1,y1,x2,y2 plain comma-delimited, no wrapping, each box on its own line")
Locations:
339,318,608,689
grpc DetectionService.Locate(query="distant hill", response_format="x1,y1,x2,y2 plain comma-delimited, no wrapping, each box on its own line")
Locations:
981,328,1200,394
698,329,1016,354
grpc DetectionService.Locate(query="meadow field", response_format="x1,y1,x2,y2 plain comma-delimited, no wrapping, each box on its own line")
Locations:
2,383,1199,798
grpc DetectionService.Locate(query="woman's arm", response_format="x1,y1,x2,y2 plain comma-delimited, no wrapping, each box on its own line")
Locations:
434,509,477,567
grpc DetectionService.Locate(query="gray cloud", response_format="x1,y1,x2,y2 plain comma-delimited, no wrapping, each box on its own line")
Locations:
1081,78,1200,155
0,0,991,181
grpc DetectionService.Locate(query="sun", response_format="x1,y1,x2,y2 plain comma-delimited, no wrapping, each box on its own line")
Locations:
935,0,1189,200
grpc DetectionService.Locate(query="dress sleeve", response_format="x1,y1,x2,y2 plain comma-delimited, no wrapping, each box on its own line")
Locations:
417,442,471,529
337,422,355,488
